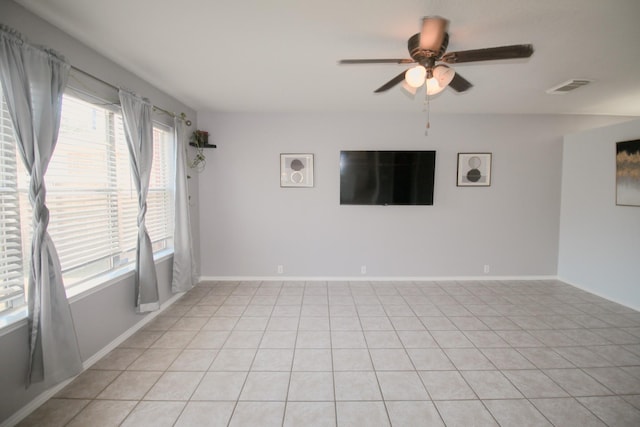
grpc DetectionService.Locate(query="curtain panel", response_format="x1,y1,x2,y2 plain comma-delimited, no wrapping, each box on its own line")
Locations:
118,89,160,312
0,25,82,386
171,117,197,293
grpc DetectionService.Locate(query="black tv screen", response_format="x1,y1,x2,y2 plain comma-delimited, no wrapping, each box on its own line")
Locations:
340,150,436,205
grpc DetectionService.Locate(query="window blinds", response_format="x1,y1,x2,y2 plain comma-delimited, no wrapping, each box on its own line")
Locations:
0,88,174,316
0,93,25,314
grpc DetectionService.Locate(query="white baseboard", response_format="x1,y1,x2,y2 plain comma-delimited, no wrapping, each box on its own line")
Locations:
557,276,640,312
81,291,185,370
199,275,558,283
1,291,185,427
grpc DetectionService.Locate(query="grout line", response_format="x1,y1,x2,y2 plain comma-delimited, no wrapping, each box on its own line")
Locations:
362,282,394,426
281,282,306,427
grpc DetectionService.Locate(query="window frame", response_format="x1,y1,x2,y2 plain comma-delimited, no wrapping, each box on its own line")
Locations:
0,86,176,331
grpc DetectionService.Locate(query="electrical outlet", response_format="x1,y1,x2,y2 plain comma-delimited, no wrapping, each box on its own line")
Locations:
361,265,367,274
277,265,284,274
483,265,490,274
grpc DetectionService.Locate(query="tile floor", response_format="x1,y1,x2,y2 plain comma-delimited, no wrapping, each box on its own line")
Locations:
18,280,640,426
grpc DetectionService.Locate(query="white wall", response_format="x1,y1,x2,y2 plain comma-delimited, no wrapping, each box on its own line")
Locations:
0,2,199,424
558,119,640,310
197,112,628,279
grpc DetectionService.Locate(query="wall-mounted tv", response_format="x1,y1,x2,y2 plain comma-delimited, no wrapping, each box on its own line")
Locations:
340,150,436,205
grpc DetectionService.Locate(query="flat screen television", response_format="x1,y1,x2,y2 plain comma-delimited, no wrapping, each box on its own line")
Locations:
340,150,436,205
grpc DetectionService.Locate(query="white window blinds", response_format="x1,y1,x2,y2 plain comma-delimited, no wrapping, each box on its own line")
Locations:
0,87,174,317
0,92,25,314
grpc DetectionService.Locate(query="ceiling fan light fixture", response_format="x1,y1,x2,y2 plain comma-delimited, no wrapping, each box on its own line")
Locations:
401,80,419,97
425,77,445,95
338,15,533,99
405,65,426,88
425,65,455,95
433,65,455,85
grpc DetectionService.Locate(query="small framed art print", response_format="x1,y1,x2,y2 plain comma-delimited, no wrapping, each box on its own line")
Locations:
616,139,640,206
457,153,492,187
280,153,314,187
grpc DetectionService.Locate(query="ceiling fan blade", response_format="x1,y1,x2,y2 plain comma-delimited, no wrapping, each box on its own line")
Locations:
419,16,448,52
374,70,407,93
448,73,473,92
339,59,415,65
441,44,534,64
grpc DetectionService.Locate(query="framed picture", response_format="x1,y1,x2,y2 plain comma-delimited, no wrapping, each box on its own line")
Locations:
280,153,314,187
457,153,492,187
616,139,640,206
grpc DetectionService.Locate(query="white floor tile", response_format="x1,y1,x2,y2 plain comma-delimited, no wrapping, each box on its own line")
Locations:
283,402,336,427
336,401,389,427
25,280,640,427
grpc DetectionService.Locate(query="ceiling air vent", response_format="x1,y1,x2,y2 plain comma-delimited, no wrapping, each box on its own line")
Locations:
546,79,592,94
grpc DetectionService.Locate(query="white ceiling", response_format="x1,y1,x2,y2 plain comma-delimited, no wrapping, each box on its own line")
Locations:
15,0,640,116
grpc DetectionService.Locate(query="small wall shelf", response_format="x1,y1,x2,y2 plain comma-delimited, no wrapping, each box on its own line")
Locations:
190,129,216,148
189,142,217,148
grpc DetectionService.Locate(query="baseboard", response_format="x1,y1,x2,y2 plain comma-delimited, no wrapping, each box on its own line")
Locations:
81,291,185,370
1,291,185,427
557,276,640,313
199,275,558,282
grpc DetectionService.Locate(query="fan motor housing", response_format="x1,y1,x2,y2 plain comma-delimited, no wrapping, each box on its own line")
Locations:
408,32,449,63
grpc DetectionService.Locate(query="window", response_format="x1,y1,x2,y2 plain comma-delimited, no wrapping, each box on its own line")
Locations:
0,88,174,318
0,91,25,316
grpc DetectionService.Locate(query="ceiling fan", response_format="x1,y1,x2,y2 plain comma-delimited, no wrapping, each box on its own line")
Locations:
339,16,534,96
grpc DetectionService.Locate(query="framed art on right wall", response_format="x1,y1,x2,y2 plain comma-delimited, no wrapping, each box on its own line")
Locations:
616,139,640,206
457,153,492,187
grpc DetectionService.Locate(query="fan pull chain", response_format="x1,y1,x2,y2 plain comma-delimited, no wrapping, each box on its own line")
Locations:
424,93,431,136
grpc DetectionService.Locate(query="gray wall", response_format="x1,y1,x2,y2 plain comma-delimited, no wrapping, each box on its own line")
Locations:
0,1,199,423
197,112,628,279
558,119,640,310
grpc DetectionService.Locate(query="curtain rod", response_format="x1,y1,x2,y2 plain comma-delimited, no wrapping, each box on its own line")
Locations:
70,65,192,126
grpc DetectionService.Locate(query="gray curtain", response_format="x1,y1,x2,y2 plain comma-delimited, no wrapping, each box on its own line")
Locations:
171,118,197,292
0,25,82,386
119,89,159,312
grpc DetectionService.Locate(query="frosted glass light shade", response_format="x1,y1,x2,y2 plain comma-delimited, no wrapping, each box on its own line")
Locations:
425,78,446,95
426,65,455,95
405,65,427,88
401,80,418,97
